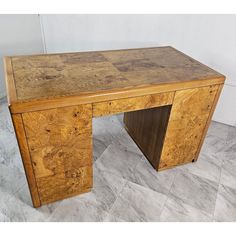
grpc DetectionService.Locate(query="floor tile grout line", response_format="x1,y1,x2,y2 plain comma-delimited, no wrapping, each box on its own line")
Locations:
212,144,226,221
0,210,10,222
95,139,144,220
44,202,65,222
221,124,236,162
163,168,219,219
93,125,140,164
104,180,128,221
4,181,27,204
225,123,233,143
1,104,235,222
181,163,222,186
93,144,110,163
95,127,221,220
158,170,180,219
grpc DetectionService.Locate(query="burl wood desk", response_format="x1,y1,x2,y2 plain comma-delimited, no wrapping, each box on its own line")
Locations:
4,47,225,207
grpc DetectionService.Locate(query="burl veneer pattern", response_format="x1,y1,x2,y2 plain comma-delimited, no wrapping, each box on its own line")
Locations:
159,85,220,170
11,114,41,207
93,92,174,117
10,47,224,104
21,104,93,205
4,46,225,207
124,85,221,171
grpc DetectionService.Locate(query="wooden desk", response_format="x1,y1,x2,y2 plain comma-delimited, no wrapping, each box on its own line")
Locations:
4,46,225,207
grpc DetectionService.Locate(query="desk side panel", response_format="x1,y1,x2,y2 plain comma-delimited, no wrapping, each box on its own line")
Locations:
11,113,41,207
158,84,220,170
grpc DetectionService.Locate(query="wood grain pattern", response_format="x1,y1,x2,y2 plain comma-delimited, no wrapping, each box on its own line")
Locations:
3,57,17,104
158,85,220,170
21,104,93,205
4,47,226,207
9,78,224,114
37,166,92,204
11,46,223,101
5,47,225,113
93,92,174,117
194,84,224,159
11,114,41,207
124,105,172,169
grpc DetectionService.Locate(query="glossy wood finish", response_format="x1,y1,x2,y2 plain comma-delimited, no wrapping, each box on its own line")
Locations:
159,85,220,170
8,78,224,114
36,166,92,204
11,114,41,207
194,84,224,159
4,47,226,207
93,92,174,117
5,47,224,114
22,104,93,205
124,84,222,171
124,105,172,169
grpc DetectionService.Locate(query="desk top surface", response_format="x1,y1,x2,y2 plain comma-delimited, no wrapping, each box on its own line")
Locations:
5,46,225,111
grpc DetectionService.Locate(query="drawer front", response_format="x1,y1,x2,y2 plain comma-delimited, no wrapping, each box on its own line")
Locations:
92,92,174,117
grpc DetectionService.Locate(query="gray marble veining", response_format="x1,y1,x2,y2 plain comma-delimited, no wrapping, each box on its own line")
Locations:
0,163,27,199
0,211,10,222
93,137,108,162
92,115,126,161
93,116,125,144
131,157,179,195
109,181,168,222
47,167,128,222
0,99,23,171
103,212,125,222
180,152,222,183
0,188,46,222
160,196,212,222
214,184,236,222
0,97,236,221
169,171,218,214
48,198,109,222
220,158,236,189
95,143,143,181
207,121,229,140
224,126,236,161
201,134,227,162
83,167,127,212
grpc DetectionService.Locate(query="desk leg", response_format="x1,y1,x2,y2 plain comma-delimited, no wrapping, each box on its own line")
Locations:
124,84,223,171
12,104,93,207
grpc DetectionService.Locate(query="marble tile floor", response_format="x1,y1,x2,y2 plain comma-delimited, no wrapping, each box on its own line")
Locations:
0,97,236,222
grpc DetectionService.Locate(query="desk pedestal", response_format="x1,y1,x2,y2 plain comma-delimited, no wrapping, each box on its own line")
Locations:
11,84,223,207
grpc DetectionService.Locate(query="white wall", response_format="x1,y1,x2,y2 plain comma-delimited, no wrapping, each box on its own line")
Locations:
40,15,164,52
154,15,236,127
41,14,236,127
0,15,44,98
